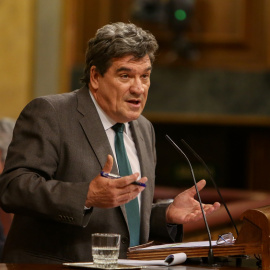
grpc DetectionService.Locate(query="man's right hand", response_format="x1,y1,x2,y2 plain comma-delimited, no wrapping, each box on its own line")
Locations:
85,155,147,208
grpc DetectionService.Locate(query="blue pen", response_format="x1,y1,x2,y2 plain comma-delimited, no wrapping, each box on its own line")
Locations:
100,171,146,187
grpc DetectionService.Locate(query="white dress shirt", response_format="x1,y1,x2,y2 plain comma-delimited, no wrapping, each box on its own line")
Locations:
89,91,142,207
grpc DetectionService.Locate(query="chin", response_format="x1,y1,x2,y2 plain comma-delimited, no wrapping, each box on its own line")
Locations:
120,115,140,123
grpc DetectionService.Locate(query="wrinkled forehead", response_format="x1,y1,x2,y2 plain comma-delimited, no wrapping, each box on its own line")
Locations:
109,55,152,71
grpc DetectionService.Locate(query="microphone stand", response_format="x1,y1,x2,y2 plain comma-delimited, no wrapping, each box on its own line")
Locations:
181,139,239,237
165,135,216,266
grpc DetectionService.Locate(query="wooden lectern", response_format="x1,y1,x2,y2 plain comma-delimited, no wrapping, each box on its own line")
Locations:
127,205,270,269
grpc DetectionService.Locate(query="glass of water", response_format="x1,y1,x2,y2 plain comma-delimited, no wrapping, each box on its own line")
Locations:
92,233,121,268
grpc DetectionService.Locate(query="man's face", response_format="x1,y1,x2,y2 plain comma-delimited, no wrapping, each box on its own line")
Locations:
90,55,152,123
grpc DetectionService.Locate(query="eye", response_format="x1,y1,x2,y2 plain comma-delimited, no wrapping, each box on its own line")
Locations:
120,74,129,79
142,73,150,80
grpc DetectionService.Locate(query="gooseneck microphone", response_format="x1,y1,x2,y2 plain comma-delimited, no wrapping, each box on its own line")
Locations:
181,139,239,237
165,135,215,265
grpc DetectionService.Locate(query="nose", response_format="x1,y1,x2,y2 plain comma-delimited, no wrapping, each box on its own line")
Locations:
130,77,144,94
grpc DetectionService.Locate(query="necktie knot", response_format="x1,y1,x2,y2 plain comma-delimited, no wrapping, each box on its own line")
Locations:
112,123,125,133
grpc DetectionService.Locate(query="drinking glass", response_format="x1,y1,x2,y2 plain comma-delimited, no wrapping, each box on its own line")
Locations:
92,233,121,268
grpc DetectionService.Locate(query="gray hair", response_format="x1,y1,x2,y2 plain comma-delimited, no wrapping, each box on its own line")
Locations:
81,22,159,86
0,118,15,161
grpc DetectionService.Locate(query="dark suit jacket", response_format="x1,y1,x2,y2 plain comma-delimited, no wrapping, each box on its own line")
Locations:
0,86,181,263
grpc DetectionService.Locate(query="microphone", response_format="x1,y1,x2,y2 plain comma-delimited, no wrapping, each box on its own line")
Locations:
165,135,215,266
181,139,239,237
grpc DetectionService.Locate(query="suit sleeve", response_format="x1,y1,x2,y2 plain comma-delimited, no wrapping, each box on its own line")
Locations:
0,98,90,227
150,203,183,243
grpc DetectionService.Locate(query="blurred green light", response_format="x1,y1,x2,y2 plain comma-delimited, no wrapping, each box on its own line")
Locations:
174,9,187,21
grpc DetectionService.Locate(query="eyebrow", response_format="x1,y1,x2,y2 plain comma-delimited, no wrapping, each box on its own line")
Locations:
116,66,152,73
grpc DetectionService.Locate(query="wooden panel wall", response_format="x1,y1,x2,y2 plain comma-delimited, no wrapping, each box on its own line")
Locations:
0,0,35,119
61,0,270,91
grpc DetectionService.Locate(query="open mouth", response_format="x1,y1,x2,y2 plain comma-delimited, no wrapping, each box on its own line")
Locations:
128,100,141,105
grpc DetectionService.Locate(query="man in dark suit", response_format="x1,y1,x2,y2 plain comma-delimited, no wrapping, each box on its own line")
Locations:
0,22,220,264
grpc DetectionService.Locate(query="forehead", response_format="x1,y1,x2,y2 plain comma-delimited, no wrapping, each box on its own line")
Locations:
110,55,152,71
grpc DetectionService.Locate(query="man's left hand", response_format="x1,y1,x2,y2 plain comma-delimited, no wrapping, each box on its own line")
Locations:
166,179,220,224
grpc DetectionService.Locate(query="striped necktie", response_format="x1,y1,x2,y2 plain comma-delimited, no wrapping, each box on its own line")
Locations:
112,123,140,247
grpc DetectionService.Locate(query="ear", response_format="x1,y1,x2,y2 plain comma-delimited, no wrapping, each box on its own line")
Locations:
89,66,100,90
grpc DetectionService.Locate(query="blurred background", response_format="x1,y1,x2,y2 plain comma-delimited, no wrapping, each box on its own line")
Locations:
1,0,270,194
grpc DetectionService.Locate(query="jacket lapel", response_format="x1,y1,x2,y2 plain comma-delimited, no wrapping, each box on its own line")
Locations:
130,120,154,243
76,86,118,174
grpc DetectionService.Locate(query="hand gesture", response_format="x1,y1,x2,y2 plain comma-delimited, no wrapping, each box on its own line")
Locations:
85,155,147,208
166,180,220,224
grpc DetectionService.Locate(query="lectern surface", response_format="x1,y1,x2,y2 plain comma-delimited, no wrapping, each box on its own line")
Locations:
0,258,259,270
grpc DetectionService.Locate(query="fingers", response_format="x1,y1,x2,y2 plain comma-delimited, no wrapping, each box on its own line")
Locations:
187,179,206,197
178,202,220,224
166,196,221,224
112,173,139,187
113,176,147,198
86,154,148,208
113,174,147,188
86,171,147,208
102,154,147,188
201,202,221,216
211,201,221,211
196,179,206,192
213,201,221,209
116,189,141,205
102,154,114,173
